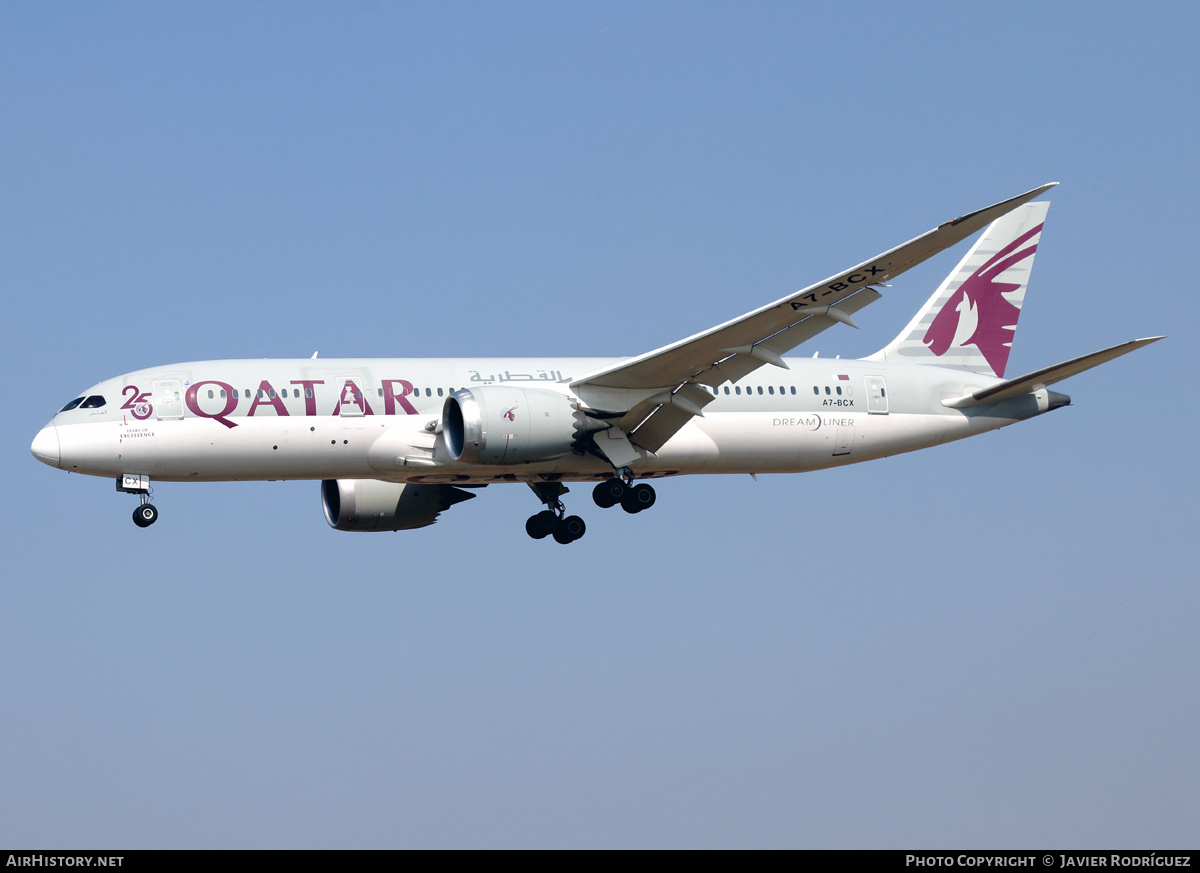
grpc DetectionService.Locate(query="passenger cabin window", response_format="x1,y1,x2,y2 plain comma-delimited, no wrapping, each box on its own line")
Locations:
80,396,106,409
60,397,85,412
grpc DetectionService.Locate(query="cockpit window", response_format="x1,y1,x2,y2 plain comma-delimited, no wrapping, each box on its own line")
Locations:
80,396,107,409
60,397,85,412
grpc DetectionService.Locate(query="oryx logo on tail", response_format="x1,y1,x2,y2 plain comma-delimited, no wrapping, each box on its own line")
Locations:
922,223,1043,377
875,201,1049,377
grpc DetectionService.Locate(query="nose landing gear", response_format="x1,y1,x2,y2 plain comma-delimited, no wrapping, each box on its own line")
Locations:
117,474,158,527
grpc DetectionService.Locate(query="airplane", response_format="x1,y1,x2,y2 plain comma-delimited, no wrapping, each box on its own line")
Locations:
30,183,1162,544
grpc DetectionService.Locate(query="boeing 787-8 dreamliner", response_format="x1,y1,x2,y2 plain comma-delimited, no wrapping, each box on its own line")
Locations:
31,184,1161,544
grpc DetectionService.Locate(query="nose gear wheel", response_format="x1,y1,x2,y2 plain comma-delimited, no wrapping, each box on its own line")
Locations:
132,503,159,527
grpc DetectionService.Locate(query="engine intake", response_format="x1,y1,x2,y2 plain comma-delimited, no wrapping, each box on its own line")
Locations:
443,386,599,465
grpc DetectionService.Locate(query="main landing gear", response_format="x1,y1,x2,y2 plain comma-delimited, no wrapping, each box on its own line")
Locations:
525,482,586,544
525,510,586,544
524,470,658,545
591,477,656,514
117,475,158,527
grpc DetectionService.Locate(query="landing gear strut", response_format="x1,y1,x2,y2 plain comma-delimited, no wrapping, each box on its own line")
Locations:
526,482,586,544
117,475,158,527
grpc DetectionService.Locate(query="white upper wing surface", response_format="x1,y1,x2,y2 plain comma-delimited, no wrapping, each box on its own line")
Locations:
570,183,1058,451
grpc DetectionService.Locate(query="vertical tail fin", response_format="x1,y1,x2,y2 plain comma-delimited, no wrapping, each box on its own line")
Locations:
876,200,1050,378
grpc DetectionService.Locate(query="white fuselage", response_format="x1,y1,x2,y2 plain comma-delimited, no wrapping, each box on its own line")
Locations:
32,355,1059,486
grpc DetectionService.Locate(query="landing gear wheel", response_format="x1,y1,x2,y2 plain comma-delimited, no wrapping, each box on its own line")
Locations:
133,503,159,527
620,483,656,514
552,515,586,544
592,479,627,509
525,510,557,540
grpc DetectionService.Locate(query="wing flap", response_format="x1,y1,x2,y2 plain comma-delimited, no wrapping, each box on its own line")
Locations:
621,288,886,451
626,383,716,453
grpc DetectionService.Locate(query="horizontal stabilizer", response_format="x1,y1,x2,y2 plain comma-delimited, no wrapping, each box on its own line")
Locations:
942,337,1164,408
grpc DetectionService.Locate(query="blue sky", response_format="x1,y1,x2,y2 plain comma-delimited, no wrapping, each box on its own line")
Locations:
2,1,1196,848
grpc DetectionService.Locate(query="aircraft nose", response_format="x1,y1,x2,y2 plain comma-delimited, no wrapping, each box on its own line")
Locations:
31,424,60,467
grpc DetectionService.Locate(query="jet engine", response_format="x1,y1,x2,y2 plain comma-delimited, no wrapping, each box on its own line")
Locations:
442,386,603,465
321,479,476,531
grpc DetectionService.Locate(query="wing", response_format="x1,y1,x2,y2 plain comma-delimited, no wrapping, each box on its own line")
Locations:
571,183,1058,453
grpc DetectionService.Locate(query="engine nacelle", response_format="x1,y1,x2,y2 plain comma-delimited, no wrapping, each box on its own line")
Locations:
321,479,475,531
442,386,589,465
